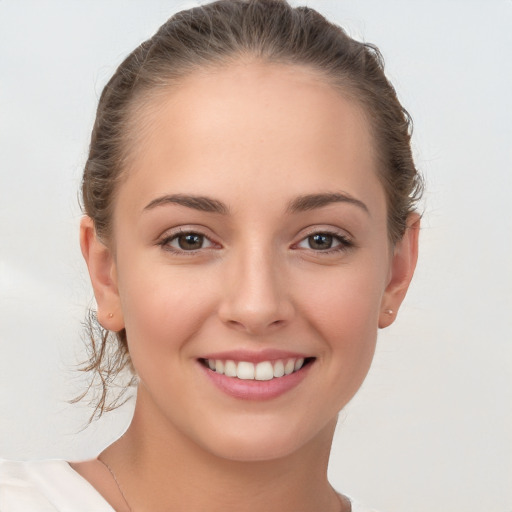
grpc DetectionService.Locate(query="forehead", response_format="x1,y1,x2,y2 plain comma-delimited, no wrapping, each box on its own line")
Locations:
118,60,384,217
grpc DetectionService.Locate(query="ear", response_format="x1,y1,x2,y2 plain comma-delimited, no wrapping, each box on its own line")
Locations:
379,213,420,328
80,216,125,331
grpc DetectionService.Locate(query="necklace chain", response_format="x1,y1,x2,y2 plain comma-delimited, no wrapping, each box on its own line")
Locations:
98,456,133,512
97,457,347,512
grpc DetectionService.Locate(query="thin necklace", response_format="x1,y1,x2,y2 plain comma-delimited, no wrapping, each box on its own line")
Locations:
97,457,347,512
98,456,133,512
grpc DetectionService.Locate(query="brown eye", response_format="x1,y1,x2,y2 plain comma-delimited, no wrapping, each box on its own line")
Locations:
308,233,334,250
163,232,215,252
295,231,352,253
177,233,204,250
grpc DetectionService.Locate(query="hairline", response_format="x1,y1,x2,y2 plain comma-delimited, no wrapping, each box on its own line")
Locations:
107,55,392,243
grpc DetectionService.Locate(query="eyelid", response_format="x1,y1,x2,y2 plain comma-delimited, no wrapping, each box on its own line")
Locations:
291,226,355,252
295,225,354,241
156,225,222,253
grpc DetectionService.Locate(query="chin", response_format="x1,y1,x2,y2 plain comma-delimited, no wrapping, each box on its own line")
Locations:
191,414,337,463
208,437,304,463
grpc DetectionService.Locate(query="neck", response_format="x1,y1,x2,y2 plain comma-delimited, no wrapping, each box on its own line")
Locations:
101,390,343,512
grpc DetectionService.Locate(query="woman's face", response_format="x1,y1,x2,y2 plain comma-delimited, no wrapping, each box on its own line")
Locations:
85,62,417,461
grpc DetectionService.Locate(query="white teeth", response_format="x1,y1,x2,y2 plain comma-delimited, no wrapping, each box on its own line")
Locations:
224,360,237,377
206,357,309,380
255,361,274,381
284,359,295,375
273,360,285,378
237,361,255,380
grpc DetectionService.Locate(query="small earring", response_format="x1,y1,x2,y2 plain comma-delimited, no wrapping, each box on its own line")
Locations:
108,313,114,319
384,309,394,315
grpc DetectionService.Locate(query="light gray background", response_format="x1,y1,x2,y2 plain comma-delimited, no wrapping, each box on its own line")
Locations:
1,1,511,511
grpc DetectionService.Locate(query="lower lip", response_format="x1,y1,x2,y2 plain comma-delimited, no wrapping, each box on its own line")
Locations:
198,361,313,401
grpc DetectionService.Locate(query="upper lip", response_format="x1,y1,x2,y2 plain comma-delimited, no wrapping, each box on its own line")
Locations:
199,349,312,364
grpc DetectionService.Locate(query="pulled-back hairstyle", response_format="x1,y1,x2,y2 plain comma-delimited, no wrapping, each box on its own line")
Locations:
79,0,423,419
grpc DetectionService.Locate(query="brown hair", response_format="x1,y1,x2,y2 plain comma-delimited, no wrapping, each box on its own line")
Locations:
79,0,423,419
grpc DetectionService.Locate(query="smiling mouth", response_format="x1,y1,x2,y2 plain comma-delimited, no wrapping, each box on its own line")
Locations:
199,357,315,381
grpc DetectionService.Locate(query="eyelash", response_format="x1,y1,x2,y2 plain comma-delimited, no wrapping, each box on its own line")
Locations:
157,228,219,255
293,229,354,254
157,228,354,255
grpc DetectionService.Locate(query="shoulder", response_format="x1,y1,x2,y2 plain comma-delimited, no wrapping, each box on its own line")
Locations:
0,459,114,512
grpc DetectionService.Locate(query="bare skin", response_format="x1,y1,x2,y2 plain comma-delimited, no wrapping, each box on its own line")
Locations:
78,60,419,512
71,416,350,512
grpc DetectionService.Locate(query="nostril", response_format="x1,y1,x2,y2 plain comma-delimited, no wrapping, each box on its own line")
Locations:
225,317,288,335
218,288,294,334
226,319,245,330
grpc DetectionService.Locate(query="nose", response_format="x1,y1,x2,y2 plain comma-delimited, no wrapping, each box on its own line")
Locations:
218,245,295,336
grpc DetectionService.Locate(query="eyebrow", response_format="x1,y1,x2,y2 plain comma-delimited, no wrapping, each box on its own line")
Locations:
143,194,229,214
287,192,370,215
142,192,368,216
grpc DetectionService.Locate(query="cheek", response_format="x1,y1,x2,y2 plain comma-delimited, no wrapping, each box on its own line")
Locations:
299,258,385,329
116,263,219,365
295,257,386,370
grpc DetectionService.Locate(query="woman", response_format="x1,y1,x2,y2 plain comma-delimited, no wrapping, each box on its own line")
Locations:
0,1,421,510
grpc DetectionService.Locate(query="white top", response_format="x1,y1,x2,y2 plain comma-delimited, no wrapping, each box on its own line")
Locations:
0,459,380,512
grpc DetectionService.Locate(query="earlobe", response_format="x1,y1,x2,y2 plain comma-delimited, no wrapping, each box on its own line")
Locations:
379,214,420,329
80,216,125,332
